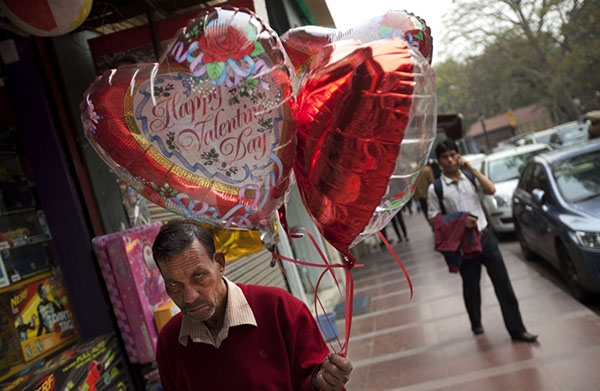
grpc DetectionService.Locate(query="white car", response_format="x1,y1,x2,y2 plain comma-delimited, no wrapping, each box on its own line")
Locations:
548,121,589,149
462,153,486,171
480,144,551,232
519,121,589,147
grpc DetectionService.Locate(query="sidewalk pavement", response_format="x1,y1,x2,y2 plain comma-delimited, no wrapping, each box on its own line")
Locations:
340,210,600,390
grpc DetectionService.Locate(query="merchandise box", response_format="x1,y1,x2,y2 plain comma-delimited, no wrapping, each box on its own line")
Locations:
0,307,22,374
0,253,8,288
0,333,133,391
93,222,169,363
91,237,139,363
4,275,77,362
0,242,53,284
0,210,52,252
154,299,180,333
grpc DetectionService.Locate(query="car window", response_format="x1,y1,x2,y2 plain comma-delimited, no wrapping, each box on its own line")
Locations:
487,148,550,183
560,127,588,144
531,164,553,204
535,134,553,144
552,150,600,202
518,163,535,192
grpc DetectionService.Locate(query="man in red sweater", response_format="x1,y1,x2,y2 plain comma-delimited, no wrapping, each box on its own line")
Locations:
152,220,353,391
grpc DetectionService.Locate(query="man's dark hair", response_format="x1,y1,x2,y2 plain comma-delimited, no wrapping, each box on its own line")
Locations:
152,220,216,265
435,139,459,159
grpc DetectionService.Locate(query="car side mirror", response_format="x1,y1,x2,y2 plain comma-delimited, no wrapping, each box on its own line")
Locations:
531,188,546,205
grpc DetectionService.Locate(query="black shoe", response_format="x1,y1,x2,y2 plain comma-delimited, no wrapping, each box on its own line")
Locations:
472,326,484,335
511,332,538,342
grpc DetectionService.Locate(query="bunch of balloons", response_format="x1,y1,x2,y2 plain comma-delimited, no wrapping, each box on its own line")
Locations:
82,5,437,355
81,7,436,260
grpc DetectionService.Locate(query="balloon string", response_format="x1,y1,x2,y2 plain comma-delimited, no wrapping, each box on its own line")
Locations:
273,228,412,357
342,269,354,356
290,227,344,296
272,227,363,356
377,231,413,299
273,256,349,354
312,266,345,352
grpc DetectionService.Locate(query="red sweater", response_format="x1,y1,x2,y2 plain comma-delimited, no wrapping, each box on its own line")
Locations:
156,284,329,391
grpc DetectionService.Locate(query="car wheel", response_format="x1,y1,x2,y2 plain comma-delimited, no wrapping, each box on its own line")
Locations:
515,223,535,261
558,244,591,303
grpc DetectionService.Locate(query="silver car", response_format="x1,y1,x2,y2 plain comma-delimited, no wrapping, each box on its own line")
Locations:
480,144,552,232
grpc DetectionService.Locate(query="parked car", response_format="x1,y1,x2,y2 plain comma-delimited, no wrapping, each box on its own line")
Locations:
548,121,589,149
462,153,486,171
515,121,590,148
480,144,551,232
512,139,600,301
493,133,535,151
519,127,559,146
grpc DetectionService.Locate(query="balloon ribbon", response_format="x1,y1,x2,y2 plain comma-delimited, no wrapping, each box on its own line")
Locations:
272,227,413,356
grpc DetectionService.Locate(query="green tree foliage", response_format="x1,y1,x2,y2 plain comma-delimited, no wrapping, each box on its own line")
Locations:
560,0,600,112
437,0,599,128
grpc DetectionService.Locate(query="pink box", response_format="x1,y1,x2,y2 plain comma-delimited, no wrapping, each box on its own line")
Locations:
92,236,139,362
94,222,169,363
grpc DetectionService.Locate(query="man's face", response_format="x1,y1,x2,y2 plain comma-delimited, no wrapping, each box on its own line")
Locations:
437,149,460,174
158,239,226,323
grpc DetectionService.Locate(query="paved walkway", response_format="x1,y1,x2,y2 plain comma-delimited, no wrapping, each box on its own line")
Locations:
341,210,600,390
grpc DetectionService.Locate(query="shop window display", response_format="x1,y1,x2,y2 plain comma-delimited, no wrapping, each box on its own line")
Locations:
0,333,134,391
0,128,54,287
0,127,78,381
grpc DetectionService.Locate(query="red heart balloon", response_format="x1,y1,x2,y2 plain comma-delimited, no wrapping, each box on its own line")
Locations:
295,38,435,259
82,7,296,232
282,10,433,71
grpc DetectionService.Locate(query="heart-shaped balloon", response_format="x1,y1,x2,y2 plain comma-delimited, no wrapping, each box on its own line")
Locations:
282,9,433,73
294,38,436,259
82,7,296,234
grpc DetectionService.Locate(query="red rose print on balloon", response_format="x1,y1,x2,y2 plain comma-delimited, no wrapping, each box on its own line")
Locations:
198,24,255,63
170,16,268,87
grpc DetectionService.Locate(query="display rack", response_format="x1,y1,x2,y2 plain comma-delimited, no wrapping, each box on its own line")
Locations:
0,334,78,384
0,130,54,288
0,127,79,382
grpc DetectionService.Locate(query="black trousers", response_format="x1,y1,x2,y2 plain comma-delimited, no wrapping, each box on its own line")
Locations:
418,198,428,217
459,231,526,335
391,212,407,239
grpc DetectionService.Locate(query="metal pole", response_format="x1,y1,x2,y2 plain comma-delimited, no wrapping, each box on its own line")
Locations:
480,118,492,152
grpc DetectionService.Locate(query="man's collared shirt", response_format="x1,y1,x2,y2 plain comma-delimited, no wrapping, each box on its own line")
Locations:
178,277,257,348
427,171,488,232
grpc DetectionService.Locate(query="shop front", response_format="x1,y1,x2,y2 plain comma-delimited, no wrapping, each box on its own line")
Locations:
0,0,338,389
